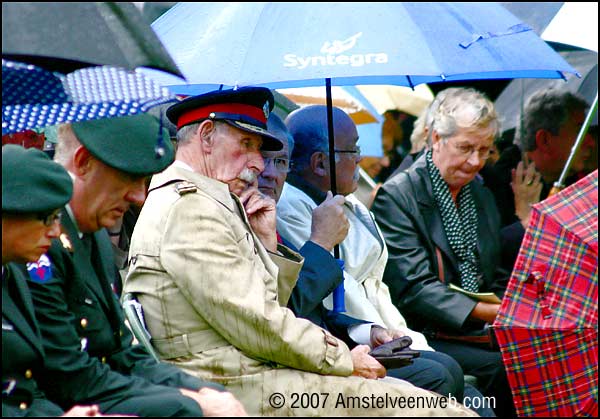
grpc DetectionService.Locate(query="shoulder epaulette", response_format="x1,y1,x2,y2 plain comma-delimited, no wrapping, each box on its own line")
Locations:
174,181,198,195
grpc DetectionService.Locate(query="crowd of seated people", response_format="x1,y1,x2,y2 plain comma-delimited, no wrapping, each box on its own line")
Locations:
4,83,595,417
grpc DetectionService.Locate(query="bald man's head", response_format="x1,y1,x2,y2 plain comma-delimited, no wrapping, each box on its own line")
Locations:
285,105,357,172
285,105,361,196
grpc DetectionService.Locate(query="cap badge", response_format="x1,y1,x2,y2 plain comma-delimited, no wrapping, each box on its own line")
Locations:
263,101,270,119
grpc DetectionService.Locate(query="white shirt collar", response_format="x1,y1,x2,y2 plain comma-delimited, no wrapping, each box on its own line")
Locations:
172,160,195,173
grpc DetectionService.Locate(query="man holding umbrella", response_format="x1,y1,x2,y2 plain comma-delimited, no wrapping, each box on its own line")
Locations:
22,114,246,416
124,87,475,416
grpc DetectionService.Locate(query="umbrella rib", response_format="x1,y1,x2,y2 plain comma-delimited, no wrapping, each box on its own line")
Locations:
237,4,272,87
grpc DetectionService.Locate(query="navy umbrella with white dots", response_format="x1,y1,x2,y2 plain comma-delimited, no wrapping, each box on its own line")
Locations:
2,59,175,135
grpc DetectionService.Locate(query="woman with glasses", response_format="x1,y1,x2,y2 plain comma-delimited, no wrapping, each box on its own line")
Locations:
371,88,516,417
2,144,106,416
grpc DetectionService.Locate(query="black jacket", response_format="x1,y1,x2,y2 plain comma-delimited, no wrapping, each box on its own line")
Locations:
371,154,510,335
2,264,64,417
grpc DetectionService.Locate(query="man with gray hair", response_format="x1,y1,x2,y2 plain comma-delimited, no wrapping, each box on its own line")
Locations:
485,88,595,269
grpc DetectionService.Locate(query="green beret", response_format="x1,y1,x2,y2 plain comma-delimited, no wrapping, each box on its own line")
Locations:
2,144,73,213
71,114,175,176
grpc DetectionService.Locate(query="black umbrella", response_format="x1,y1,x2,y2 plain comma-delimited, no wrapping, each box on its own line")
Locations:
2,2,183,78
495,47,598,133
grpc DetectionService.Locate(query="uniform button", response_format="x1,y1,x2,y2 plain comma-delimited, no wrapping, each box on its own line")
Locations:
19,402,27,410
119,329,124,337
25,369,32,379
101,356,107,364
80,318,88,328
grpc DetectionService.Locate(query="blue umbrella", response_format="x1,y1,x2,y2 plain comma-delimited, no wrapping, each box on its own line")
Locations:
2,59,176,135
148,2,579,312
150,2,578,92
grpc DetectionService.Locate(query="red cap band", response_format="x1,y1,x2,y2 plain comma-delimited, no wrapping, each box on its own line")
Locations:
176,103,267,129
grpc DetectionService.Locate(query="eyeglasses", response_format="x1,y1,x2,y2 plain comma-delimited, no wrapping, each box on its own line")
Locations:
448,141,491,160
334,145,361,157
263,156,291,173
36,210,61,227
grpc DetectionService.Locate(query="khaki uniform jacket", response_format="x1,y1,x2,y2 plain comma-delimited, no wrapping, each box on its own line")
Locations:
124,165,476,417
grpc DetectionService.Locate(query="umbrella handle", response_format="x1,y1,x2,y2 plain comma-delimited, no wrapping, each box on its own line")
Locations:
528,271,552,319
332,259,346,313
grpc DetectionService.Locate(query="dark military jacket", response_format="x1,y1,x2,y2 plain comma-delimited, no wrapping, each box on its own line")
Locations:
24,208,222,412
2,264,64,417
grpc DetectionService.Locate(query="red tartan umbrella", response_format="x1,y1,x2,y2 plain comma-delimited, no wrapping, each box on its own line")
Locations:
494,170,598,417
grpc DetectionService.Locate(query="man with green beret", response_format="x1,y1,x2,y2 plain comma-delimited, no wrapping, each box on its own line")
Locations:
21,114,247,417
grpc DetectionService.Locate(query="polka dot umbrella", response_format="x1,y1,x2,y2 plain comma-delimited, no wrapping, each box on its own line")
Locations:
2,59,175,135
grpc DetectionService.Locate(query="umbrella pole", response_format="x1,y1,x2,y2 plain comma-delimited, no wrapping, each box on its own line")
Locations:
326,79,338,198
326,78,345,313
549,93,598,196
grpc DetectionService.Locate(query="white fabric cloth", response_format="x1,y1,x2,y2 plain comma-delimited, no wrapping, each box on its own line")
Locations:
277,182,434,351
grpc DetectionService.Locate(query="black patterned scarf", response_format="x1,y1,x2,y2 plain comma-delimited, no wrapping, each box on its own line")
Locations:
426,150,480,292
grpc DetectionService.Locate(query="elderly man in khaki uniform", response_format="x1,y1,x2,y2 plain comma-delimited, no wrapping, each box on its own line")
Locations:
124,87,475,416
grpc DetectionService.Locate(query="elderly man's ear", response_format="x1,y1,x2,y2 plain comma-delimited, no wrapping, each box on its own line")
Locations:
72,146,93,177
311,151,328,177
197,120,216,150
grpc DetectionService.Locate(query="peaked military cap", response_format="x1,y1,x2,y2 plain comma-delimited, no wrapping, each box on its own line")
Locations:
71,113,175,176
2,144,73,213
166,86,283,151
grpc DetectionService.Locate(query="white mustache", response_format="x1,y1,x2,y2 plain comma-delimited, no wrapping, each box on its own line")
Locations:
239,167,258,184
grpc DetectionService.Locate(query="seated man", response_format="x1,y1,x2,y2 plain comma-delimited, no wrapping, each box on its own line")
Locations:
24,114,245,416
124,87,475,416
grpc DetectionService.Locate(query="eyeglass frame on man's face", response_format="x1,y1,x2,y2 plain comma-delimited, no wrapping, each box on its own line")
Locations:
333,145,361,157
35,209,62,227
263,156,291,173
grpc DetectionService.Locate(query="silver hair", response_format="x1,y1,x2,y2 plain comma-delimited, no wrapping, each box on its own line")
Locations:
53,123,81,166
514,88,588,152
176,122,202,145
410,88,471,153
429,87,500,142
409,107,429,153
